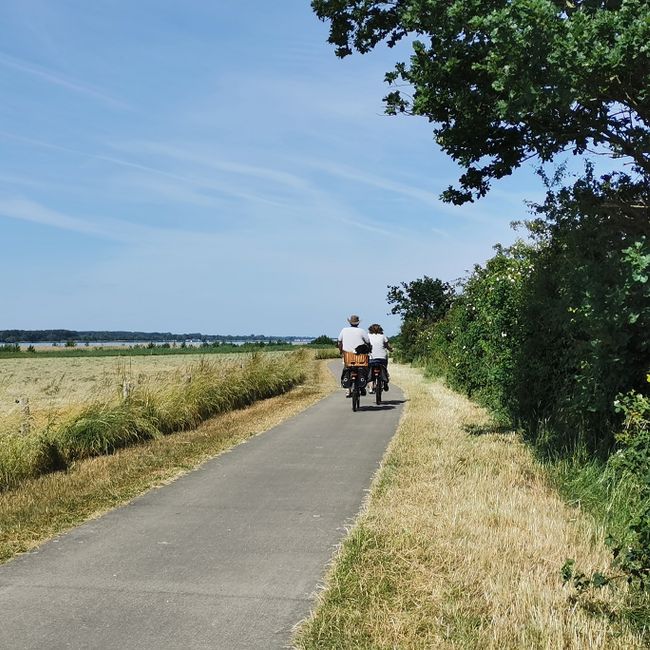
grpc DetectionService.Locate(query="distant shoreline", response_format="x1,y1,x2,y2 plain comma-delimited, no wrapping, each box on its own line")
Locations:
11,340,314,352
0,330,315,345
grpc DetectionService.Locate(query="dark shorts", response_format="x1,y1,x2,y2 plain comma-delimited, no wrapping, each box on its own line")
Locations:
369,358,388,367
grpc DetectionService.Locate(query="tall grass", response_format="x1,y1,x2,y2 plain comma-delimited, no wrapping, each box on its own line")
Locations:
0,357,337,565
547,457,641,546
0,350,308,490
544,456,650,631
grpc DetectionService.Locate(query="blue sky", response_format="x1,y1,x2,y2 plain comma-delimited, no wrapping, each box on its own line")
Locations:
1,0,550,337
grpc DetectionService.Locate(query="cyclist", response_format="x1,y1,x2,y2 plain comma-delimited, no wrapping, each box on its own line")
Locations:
367,324,392,394
337,315,370,398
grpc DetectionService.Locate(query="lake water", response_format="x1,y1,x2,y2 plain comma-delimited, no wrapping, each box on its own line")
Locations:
16,341,226,349
14,339,312,349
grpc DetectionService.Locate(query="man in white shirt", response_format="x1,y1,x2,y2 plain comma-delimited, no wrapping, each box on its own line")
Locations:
337,314,370,355
337,315,370,397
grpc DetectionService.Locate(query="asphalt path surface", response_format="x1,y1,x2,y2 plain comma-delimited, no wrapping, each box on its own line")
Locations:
0,363,404,649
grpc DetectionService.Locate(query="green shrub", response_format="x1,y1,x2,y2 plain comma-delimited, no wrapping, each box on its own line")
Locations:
608,389,650,590
424,240,534,421
310,334,335,346
421,170,649,456
53,401,161,463
512,171,649,455
0,432,48,490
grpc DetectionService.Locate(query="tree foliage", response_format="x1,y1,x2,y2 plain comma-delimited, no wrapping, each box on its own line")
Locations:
312,0,650,203
413,169,649,452
387,275,454,321
387,275,455,360
512,168,649,452
310,334,336,345
431,240,535,417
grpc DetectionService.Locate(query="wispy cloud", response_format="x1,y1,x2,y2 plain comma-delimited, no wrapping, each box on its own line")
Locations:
0,197,113,238
298,157,529,226
0,130,450,239
0,172,59,191
107,139,420,238
0,131,292,210
113,173,227,210
0,50,131,110
112,140,311,191
300,158,448,209
0,197,166,241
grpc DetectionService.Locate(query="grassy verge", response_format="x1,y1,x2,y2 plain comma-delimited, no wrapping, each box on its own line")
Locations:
0,357,337,564
0,350,309,490
294,364,647,649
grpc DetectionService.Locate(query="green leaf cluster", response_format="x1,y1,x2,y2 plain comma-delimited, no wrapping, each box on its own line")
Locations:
386,276,455,361
313,0,650,202
609,390,650,589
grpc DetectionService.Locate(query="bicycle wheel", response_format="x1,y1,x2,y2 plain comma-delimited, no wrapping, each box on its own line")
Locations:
352,389,359,412
375,380,382,405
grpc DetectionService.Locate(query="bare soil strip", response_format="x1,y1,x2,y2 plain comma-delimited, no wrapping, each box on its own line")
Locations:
0,360,337,564
294,364,646,649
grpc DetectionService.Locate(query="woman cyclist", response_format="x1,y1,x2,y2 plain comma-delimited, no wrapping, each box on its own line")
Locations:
367,324,392,394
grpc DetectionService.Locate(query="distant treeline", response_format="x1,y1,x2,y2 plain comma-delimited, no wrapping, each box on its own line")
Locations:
0,330,308,344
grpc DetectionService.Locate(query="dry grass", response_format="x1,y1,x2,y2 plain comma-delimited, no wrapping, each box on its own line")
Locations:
295,364,646,649
0,358,337,564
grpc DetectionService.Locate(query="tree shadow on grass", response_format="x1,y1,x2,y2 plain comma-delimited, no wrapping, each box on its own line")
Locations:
464,422,516,436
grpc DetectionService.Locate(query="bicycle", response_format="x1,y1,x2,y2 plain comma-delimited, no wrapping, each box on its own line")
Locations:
341,351,369,412
369,363,383,404
347,365,368,412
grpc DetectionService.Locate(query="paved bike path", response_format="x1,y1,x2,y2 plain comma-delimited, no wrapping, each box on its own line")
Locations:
0,367,404,649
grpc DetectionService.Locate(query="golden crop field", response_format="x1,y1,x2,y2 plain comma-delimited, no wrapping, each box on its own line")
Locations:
0,353,245,418
0,349,309,491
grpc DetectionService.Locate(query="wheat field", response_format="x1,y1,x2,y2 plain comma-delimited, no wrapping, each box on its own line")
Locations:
0,353,248,417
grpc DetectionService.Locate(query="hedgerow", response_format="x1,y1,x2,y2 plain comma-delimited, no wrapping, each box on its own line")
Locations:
393,169,649,594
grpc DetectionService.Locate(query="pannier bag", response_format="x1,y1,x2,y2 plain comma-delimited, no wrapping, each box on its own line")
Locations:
369,361,390,384
341,367,368,389
356,367,368,388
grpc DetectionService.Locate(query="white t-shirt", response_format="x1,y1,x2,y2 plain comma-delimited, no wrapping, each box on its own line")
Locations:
338,326,370,353
369,333,389,360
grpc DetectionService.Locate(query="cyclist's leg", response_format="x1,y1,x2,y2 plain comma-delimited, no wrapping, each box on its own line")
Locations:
382,358,389,390
341,363,353,397
368,360,377,393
